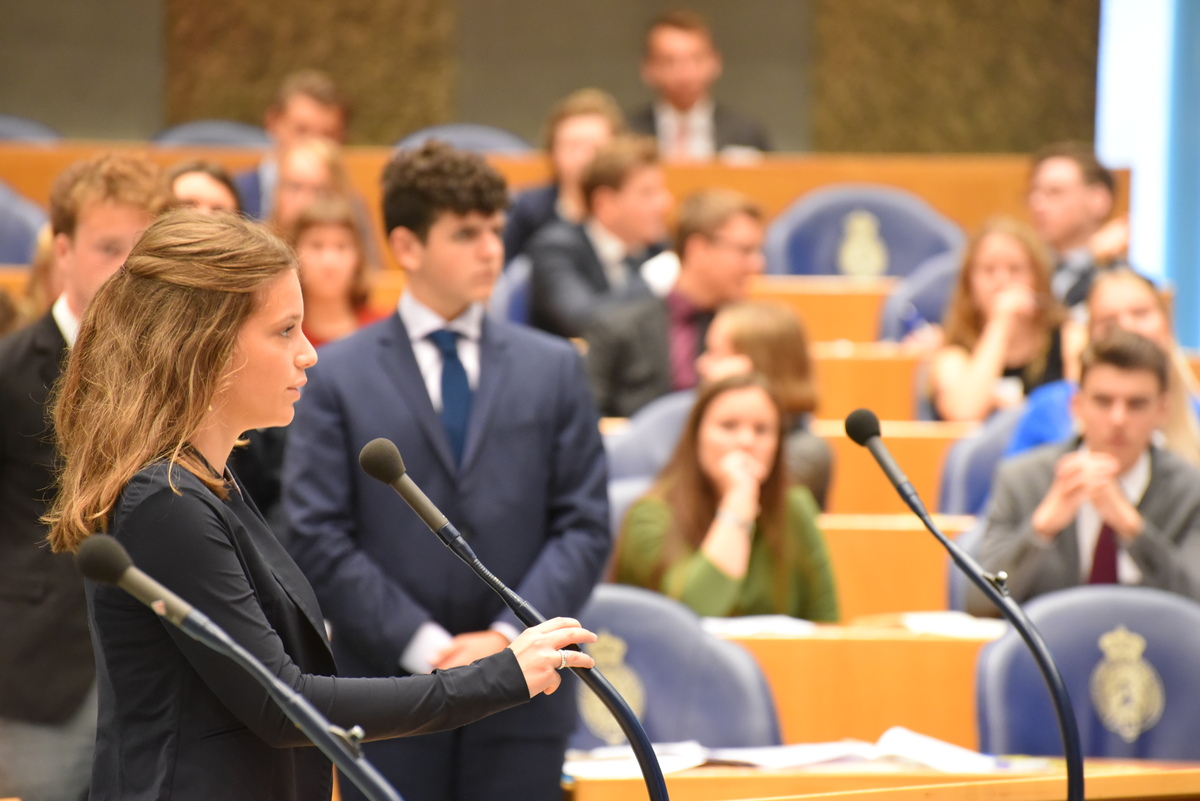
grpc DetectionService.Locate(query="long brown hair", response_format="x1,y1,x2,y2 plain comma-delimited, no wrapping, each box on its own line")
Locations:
287,194,372,311
1087,267,1200,466
646,373,789,594
715,302,817,416
46,210,296,552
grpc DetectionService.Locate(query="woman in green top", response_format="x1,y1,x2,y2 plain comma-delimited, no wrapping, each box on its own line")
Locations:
615,373,839,621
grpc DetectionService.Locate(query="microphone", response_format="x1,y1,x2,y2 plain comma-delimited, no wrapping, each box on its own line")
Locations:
76,534,404,801
358,437,670,801
844,408,925,518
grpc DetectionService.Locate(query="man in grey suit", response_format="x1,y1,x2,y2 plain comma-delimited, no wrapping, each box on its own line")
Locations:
628,10,771,160
585,188,765,417
967,330,1200,616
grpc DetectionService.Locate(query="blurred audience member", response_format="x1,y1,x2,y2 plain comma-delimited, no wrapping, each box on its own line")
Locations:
529,135,672,338
968,330,1200,616
504,89,625,262
235,69,350,220
288,195,383,348
0,289,18,336
930,217,1066,422
18,223,59,324
1027,142,1126,307
697,302,832,508
616,373,837,621
0,154,168,801
270,137,351,235
629,10,770,160
586,188,762,417
1006,267,1200,465
168,160,242,214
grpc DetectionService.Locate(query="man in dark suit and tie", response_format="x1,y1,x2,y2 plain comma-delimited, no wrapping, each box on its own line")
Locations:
0,154,167,800
284,141,610,801
234,69,349,220
585,188,765,417
967,330,1200,616
527,135,673,338
628,10,771,160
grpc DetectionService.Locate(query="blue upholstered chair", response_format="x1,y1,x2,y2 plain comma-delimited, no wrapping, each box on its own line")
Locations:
0,114,60,143
152,120,271,147
877,249,962,341
571,584,781,749
764,184,964,277
394,124,532,154
976,585,1200,759
607,476,653,541
486,254,532,324
603,391,694,480
946,520,986,612
938,404,1025,515
0,181,47,265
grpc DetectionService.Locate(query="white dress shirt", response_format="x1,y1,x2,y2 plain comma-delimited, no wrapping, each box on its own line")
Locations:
654,97,716,160
584,220,632,290
1074,446,1150,584
51,294,80,348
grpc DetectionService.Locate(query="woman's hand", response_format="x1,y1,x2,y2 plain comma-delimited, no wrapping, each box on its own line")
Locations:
992,285,1037,323
508,617,597,698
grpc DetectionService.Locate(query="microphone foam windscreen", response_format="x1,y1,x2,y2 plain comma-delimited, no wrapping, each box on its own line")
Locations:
76,534,133,585
359,438,407,484
845,408,882,446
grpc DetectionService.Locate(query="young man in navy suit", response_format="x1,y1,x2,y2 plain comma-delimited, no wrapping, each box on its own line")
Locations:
284,141,610,801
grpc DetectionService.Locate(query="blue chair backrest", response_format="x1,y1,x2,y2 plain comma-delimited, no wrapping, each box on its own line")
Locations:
878,249,962,341
0,181,47,264
946,520,986,612
486,254,532,324
765,184,964,277
607,476,654,541
976,585,1200,759
0,114,60,143
571,584,781,749
938,404,1025,515
394,124,532,154
152,120,271,147
604,391,694,480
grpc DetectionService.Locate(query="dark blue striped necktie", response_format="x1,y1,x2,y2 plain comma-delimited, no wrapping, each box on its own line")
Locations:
428,329,472,465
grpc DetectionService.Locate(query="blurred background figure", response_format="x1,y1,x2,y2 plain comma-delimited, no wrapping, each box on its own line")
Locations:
615,373,837,621
929,217,1066,422
504,89,625,263
167,160,242,214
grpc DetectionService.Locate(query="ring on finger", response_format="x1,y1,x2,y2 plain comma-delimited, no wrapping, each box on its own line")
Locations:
558,649,568,670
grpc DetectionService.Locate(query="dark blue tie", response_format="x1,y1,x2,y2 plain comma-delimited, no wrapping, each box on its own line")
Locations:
428,329,472,465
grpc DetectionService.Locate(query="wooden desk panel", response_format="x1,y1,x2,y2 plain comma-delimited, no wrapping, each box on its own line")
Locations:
819,514,975,621
748,277,893,343
810,341,923,418
568,763,1200,801
813,419,972,515
731,627,992,749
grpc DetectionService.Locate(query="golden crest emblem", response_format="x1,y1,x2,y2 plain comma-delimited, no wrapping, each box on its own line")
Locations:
1089,626,1164,743
578,631,646,745
837,210,889,277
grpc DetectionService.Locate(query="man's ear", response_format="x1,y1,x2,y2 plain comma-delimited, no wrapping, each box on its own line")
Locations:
53,232,73,277
388,226,423,274
1086,184,1114,223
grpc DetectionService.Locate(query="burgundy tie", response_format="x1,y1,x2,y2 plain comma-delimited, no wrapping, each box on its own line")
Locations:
1088,524,1119,584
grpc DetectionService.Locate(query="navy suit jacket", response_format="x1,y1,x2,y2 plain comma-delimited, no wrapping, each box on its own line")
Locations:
233,168,265,220
503,183,559,264
627,102,772,153
284,312,610,736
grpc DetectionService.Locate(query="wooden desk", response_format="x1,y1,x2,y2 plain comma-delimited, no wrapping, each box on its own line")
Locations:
748,277,893,344
819,514,974,621
813,419,972,514
567,762,1200,801
729,627,993,750
810,341,924,418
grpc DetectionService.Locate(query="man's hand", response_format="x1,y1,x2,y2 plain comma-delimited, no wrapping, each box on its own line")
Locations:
431,630,510,670
1031,452,1114,541
1090,476,1144,541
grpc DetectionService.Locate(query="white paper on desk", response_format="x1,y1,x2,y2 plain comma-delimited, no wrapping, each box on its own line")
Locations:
899,611,1009,640
563,741,709,779
700,615,817,637
706,740,879,770
875,726,999,773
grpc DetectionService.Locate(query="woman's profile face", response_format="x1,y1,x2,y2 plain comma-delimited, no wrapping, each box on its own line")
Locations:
696,318,753,385
296,223,359,304
551,113,614,187
968,231,1035,316
213,270,317,431
172,172,239,215
1088,277,1172,351
696,385,779,487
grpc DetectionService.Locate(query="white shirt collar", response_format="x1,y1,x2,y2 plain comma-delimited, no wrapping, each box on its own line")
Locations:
398,291,484,344
654,96,714,126
51,293,80,348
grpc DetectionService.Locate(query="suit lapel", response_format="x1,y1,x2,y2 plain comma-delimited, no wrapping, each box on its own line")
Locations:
376,314,457,476
460,319,511,474
576,225,613,291
32,312,67,390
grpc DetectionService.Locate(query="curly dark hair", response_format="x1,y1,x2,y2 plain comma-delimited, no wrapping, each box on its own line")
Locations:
381,141,508,240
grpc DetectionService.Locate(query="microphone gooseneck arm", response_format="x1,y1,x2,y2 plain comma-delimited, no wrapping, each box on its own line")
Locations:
844,411,1083,801
363,442,669,801
76,535,404,801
